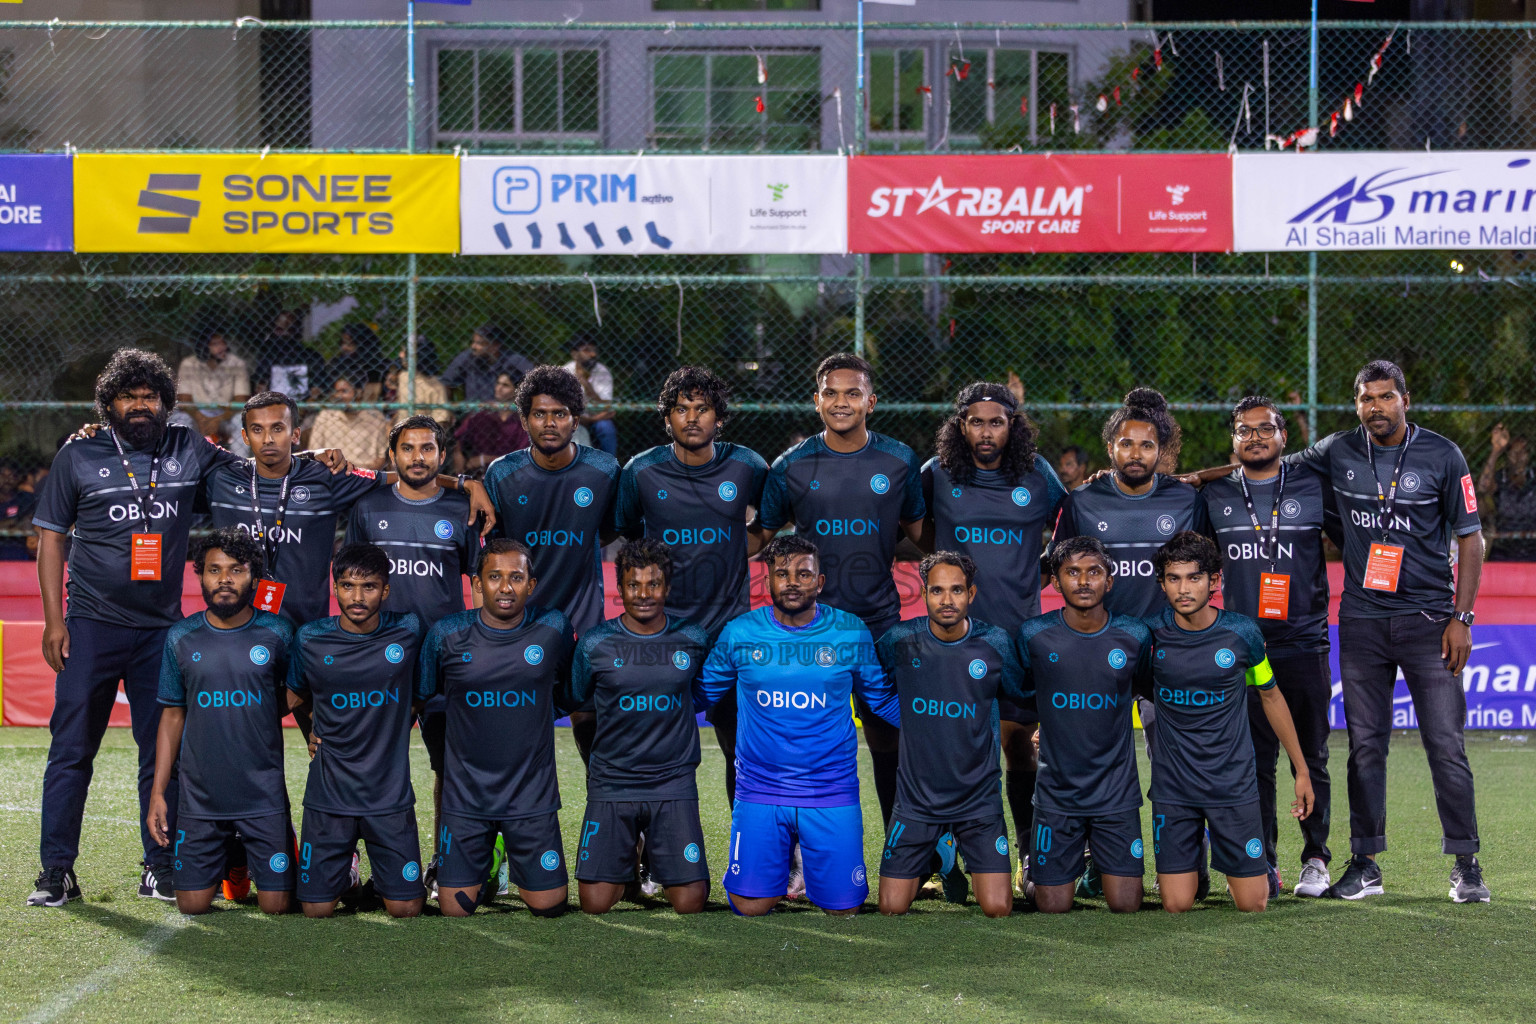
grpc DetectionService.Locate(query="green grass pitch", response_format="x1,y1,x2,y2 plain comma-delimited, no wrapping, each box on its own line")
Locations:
0,726,1532,1024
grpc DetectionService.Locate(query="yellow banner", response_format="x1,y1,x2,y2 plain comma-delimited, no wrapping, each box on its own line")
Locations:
75,154,459,253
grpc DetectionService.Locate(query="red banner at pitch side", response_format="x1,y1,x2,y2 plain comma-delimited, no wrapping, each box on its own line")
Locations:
848,154,1232,253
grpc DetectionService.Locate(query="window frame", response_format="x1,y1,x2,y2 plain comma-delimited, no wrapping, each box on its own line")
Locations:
648,48,823,153
430,43,604,149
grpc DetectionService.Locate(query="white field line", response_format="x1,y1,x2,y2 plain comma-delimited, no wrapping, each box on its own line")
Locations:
15,914,188,1024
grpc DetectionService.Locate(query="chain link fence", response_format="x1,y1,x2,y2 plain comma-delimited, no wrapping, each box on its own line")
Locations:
0,18,1531,547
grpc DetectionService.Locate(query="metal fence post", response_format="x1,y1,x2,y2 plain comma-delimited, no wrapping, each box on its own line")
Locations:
1306,2,1319,439
405,1,418,411
853,3,866,358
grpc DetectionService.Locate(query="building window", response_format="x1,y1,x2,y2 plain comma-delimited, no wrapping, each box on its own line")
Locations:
946,48,1071,145
865,48,926,151
434,47,601,149
652,50,821,151
653,1,819,10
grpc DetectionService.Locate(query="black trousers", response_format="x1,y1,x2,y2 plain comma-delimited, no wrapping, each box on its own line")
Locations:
1339,614,1479,856
1246,648,1333,868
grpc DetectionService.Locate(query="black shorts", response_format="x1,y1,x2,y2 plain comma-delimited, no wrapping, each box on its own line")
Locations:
880,814,1011,879
418,703,447,775
437,810,568,891
998,698,1039,726
1152,801,1267,878
1030,807,1145,887
575,799,709,887
173,813,295,893
297,807,423,903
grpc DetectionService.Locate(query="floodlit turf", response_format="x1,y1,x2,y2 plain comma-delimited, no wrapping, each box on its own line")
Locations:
0,727,1532,1024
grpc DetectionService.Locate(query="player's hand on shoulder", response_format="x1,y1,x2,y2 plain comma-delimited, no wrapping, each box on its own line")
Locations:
69,422,104,443
311,448,350,474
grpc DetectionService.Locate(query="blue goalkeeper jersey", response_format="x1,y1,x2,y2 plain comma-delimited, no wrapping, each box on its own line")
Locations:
696,604,900,808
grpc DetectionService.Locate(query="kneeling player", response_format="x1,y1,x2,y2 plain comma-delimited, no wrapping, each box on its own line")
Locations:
148,528,295,915
698,535,899,917
287,545,427,919
571,539,711,914
1017,537,1151,914
1145,532,1314,913
418,539,577,918
875,552,1024,918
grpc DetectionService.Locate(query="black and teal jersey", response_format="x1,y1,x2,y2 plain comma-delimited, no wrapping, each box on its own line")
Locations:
286,611,425,817
1286,425,1481,619
344,484,477,626
570,615,711,801
157,610,293,820
32,425,245,629
1050,473,1211,618
757,431,925,637
1144,607,1274,807
1203,466,1332,653
418,606,576,821
483,445,619,633
875,616,1025,823
201,458,387,627
1016,611,1150,816
615,442,768,638
922,457,1068,631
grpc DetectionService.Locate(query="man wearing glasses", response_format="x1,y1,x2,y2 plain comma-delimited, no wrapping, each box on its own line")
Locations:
1199,397,1337,899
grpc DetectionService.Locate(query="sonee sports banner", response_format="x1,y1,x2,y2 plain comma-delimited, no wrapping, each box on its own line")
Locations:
459,155,848,255
848,154,1233,253
74,154,458,253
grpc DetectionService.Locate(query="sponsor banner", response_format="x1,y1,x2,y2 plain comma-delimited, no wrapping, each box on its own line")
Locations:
848,154,1232,253
1234,151,1536,251
74,154,458,253
1325,625,1536,730
0,155,72,251
460,155,847,255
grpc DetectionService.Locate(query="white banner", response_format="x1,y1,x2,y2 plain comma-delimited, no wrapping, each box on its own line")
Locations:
1234,151,1536,251
459,155,847,255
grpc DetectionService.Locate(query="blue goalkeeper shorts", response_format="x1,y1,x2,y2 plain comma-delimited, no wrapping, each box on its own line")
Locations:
725,800,868,912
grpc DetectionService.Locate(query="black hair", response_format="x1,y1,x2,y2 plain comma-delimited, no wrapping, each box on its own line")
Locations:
1231,395,1287,433
615,537,673,587
566,330,599,352
1154,530,1222,579
515,365,585,419
918,550,977,588
242,390,298,429
475,537,534,577
1047,535,1113,577
331,543,390,584
191,526,266,579
934,381,1039,485
1060,444,1089,465
1101,387,1182,462
760,533,820,570
657,366,731,429
1354,359,1408,399
194,327,228,362
815,352,874,389
389,413,448,454
476,323,510,350
94,349,177,420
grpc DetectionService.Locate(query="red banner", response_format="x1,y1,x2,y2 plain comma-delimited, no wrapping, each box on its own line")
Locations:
848,154,1232,253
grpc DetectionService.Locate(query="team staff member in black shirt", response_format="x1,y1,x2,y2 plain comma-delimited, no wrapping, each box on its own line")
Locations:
1287,361,1488,903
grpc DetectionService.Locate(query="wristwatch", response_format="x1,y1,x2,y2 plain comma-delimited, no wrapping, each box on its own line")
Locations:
1453,611,1475,627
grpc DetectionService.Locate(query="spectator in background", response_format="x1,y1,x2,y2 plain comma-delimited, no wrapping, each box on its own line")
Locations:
176,330,250,445
440,323,534,404
385,347,452,431
326,322,388,402
255,309,325,400
1057,444,1090,490
308,374,391,471
564,332,616,455
1477,422,1536,561
0,453,37,560
453,370,528,476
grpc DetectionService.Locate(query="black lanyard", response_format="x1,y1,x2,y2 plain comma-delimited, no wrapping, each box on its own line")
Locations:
109,428,160,534
1363,423,1414,544
248,458,292,576
1238,464,1286,571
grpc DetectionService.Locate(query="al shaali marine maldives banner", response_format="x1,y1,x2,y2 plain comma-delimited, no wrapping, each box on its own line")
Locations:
460,155,848,255
1234,151,1536,251
74,154,458,253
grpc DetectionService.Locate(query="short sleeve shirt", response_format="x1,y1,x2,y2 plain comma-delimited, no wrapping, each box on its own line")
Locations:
345,485,477,626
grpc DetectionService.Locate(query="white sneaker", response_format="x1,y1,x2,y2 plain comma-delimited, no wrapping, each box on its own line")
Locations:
1293,857,1331,898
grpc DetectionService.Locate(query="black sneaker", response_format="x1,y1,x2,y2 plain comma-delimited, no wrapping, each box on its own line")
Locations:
1267,866,1282,899
1325,855,1383,900
138,863,175,902
1449,856,1490,904
27,867,81,907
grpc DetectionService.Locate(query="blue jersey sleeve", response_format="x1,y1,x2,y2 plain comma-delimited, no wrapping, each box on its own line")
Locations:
1039,457,1069,518
157,630,188,707
981,624,1028,703
900,445,925,523
746,450,769,507
850,624,900,728
31,443,80,534
614,461,645,539
286,625,316,697
757,455,790,532
1050,490,1081,546
417,619,446,701
1283,430,1340,480
696,622,741,710
569,628,604,707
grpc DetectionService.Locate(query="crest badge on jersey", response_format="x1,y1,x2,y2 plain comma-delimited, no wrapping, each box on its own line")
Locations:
869,473,890,494
852,865,867,886
672,650,691,671
1215,648,1236,669
385,643,405,664
525,644,545,665
291,486,310,504
540,849,561,871
162,456,182,477
718,481,737,501
967,658,987,679
684,843,701,863
573,486,593,507
995,836,1009,856
1281,498,1301,519
815,646,836,667
1245,838,1264,859
270,852,289,872
1156,514,1176,535
249,644,271,666
402,860,421,882
1107,648,1127,670
434,519,454,540
1011,486,1031,507
1401,472,1421,492
1131,838,1144,859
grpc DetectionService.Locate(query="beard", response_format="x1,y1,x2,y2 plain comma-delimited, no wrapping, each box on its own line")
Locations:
203,582,254,618
107,407,168,450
